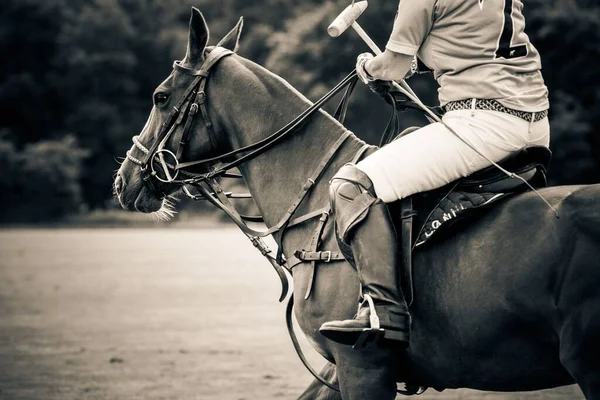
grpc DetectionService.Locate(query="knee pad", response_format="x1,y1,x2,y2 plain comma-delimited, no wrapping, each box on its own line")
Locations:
330,164,380,244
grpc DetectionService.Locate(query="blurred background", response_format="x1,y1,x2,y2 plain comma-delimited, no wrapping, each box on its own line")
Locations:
0,0,599,224
0,0,597,399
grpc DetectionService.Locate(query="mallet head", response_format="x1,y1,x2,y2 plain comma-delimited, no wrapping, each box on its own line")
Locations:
328,1,369,37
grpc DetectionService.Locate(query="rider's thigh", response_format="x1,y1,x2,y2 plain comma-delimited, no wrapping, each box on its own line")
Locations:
447,110,550,173
527,116,550,147
356,118,479,202
355,109,549,203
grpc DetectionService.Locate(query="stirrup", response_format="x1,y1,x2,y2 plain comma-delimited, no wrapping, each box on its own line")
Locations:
352,294,385,349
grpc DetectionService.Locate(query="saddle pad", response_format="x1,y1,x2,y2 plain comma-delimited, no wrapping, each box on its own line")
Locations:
414,190,510,247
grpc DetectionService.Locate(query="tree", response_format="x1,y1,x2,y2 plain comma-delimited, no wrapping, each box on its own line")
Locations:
1,0,599,221
0,135,88,222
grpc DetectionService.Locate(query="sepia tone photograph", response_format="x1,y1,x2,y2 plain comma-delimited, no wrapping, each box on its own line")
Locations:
1,0,598,399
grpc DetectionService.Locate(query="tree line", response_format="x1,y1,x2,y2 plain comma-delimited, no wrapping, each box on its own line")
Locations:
0,0,598,222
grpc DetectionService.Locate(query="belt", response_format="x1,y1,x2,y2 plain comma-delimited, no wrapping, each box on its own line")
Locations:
444,99,548,122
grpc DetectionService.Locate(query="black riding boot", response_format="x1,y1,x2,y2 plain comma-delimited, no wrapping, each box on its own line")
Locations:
319,164,410,348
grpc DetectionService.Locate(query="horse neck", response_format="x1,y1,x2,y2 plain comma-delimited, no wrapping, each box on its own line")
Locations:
211,56,365,228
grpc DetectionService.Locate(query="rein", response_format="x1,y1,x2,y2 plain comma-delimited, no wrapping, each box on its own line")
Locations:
128,45,360,191
175,70,360,181
127,45,361,303
185,130,351,239
125,46,434,393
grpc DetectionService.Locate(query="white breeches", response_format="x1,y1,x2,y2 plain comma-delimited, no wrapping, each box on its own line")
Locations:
356,109,550,203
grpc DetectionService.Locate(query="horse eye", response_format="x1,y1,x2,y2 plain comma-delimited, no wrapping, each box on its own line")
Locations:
154,92,169,105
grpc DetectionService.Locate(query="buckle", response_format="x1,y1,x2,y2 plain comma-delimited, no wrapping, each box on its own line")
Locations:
189,103,199,115
322,251,332,262
319,211,329,222
197,91,207,104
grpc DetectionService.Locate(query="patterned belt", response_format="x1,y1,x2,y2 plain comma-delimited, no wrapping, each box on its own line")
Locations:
444,99,548,122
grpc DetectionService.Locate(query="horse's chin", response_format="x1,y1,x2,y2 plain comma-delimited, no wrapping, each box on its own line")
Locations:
134,186,164,213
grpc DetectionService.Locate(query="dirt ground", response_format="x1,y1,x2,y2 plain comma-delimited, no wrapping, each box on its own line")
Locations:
0,228,584,399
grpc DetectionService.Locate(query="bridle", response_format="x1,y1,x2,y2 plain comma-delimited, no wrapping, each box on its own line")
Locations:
123,44,365,303
125,46,235,195
122,44,435,395
123,45,404,393
126,45,363,192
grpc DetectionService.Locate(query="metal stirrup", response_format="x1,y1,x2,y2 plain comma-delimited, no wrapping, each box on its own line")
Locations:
364,293,380,329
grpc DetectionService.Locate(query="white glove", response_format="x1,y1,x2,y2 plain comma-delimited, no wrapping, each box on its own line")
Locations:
356,52,375,84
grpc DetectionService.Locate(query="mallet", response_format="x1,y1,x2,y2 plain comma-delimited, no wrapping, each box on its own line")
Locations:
326,2,559,216
327,2,378,53
327,1,422,109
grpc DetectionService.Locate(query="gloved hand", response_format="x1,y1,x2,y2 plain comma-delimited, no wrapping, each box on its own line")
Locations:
355,52,375,84
356,53,395,100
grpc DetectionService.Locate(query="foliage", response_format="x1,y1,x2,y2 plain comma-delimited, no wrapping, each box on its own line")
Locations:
0,0,599,221
524,0,600,184
0,135,88,222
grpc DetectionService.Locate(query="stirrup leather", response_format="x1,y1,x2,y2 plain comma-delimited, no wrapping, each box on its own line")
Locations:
353,294,385,348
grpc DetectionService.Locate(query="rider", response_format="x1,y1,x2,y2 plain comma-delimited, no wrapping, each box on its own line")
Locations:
319,0,550,347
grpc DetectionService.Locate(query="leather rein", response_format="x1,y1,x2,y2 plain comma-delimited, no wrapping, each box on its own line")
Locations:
126,44,359,285
125,46,435,394
124,46,365,392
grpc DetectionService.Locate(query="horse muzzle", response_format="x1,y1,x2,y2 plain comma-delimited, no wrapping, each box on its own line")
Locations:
114,169,163,213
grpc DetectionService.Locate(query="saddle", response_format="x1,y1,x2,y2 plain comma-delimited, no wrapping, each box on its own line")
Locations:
390,143,551,305
291,142,551,304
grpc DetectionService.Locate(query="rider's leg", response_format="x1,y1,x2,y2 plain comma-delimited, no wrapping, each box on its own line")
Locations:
356,110,550,203
319,164,410,347
319,110,549,348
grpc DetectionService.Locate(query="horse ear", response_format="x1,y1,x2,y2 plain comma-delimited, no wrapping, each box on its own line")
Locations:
186,7,209,63
216,17,244,52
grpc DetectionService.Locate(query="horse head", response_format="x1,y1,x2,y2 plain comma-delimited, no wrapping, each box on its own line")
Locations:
114,8,244,215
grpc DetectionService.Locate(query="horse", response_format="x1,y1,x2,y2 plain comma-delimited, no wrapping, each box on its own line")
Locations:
113,8,600,400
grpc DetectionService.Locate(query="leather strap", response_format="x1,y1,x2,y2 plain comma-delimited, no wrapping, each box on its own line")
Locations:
285,295,340,392
170,91,200,161
142,76,203,165
333,75,358,123
400,197,416,307
294,250,345,262
287,207,330,229
141,47,235,171
197,78,220,153
172,47,234,76
175,71,358,173
190,130,351,239
303,212,330,300
208,178,290,303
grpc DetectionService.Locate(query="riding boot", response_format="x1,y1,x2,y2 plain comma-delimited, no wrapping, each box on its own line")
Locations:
319,164,410,348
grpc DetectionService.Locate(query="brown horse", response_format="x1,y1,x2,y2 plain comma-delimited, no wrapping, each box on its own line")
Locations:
114,8,600,400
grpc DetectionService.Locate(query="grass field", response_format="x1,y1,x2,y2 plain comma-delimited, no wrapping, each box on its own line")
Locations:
0,228,584,399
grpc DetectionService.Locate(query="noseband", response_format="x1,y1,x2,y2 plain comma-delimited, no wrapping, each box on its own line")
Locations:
126,45,362,201
126,46,234,194
122,47,378,391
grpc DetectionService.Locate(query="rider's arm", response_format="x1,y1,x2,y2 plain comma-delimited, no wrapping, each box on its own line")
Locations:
366,0,436,81
364,50,413,81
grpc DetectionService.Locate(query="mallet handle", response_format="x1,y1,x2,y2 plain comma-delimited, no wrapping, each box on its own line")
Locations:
351,22,382,55
350,21,420,102
340,14,533,207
